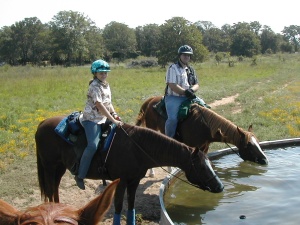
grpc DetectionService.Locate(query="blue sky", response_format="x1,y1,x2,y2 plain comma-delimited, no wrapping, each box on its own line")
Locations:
1,0,298,33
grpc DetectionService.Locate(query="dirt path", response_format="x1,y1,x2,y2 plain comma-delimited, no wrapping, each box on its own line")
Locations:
209,93,239,108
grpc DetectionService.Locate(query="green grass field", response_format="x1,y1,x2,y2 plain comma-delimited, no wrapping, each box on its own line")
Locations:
0,53,299,172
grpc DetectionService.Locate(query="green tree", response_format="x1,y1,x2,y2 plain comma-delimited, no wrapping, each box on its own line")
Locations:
260,26,281,54
0,26,18,65
157,17,208,67
250,21,262,35
135,24,161,57
282,25,300,52
49,11,96,66
230,22,261,57
102,22,137,61
202,27,231,53
84,27,104,62
7,17,48,65
194,21,215,34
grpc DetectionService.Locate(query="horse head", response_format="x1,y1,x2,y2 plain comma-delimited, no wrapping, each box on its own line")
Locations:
237,125,268,165
185,147,224,193
0,179,119,225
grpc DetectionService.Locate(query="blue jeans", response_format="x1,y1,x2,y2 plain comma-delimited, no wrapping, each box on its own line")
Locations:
78,120,101,179
165,95,188,137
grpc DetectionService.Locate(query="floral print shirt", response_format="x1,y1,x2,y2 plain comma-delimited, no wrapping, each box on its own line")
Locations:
82,78,112,124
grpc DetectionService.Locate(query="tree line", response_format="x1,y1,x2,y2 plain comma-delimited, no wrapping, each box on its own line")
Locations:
0,11,299,67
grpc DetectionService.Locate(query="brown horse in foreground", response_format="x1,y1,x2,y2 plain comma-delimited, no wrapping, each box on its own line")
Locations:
136,96,268,175
35,119,224,225
0,179,119,225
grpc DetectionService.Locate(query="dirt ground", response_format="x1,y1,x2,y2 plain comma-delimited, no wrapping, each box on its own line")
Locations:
60,169,169,224
7,95,238,224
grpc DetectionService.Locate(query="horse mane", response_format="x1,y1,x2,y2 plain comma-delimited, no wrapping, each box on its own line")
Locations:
191,104,250,143
122,124,193,160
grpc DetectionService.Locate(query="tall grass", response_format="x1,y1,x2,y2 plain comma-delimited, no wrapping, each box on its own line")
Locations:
0,53,299,171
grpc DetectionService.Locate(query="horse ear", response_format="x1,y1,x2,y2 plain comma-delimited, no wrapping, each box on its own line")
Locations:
78,178,120,225
248,124,253,132
214,128,227,142
0,199,20,225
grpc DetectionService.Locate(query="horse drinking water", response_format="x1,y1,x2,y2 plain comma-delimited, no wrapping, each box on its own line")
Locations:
35,117,224,225
136,96,268,176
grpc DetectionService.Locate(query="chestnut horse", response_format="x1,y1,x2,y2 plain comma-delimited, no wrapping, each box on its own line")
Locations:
136,96,268,176
0,179,119,225
35,118,224,225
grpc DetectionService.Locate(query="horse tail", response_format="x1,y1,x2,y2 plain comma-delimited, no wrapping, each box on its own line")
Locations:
135,108,145,126
36,146,47,202
35,121,50,202
35,119,59,203
135,100,149,126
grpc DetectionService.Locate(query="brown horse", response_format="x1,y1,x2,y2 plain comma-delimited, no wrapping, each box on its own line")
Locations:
35,118,224,225
0,179,119,225
136,96,268,167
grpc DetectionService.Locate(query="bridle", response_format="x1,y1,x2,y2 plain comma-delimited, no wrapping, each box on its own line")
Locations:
187,156,218,191
195,105,253,161
119,126,218,191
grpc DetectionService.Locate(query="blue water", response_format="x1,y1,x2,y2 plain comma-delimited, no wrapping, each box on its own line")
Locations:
164,146,300,225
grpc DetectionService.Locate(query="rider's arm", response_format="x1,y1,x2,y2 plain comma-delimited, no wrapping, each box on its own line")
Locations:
95,102,123,126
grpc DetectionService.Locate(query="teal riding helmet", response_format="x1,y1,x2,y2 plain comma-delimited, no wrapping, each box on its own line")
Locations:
91,59,111,74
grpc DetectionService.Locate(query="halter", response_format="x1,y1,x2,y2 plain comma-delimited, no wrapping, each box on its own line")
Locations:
119,126,217,191
187,156,218,191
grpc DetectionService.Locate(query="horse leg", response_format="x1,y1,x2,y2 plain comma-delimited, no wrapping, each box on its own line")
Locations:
126,178,141,225
113,180,127,225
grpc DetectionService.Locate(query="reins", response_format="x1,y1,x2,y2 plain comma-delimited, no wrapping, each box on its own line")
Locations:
119,126,213,190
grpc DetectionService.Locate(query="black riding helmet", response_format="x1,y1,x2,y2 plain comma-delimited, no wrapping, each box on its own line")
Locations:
178,45,193,55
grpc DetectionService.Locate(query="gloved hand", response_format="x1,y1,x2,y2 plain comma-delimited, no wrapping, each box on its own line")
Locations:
184,88,196,99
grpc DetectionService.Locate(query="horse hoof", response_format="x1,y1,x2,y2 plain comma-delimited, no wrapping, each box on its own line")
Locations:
149,173,155,178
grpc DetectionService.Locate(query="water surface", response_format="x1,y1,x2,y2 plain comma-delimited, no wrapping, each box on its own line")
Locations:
164,146,300,225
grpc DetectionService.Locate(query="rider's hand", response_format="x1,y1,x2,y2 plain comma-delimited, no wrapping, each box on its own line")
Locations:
111,112,122,121
114,114,122,121
184,88,196,99
114,119,123,127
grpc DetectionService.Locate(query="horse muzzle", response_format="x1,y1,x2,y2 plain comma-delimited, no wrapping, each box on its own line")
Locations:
256,157,269,165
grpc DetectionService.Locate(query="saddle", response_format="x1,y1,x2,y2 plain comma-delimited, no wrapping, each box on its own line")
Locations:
54,111,116,176
153,96,211,121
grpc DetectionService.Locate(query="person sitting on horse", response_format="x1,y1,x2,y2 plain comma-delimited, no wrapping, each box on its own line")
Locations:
164,44,199,138
75,59,123,190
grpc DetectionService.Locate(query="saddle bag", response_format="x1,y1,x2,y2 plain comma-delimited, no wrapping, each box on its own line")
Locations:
67,111,83,135
153,96,167,119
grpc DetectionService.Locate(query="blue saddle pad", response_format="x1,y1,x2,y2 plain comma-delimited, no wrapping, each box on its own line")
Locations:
102,123,117,151
54,117,74,145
